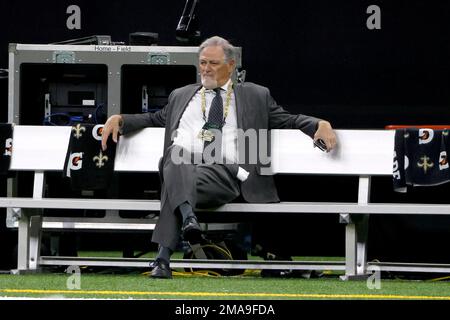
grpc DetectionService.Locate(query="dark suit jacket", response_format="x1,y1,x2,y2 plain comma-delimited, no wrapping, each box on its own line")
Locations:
121,82,322,203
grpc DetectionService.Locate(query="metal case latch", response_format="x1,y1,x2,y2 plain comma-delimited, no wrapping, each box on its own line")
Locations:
53,51,76,63
148,53,170,65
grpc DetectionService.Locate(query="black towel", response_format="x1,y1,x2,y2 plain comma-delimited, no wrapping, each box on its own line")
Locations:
63,124,116,190
0,123,13,176
393,128,450,192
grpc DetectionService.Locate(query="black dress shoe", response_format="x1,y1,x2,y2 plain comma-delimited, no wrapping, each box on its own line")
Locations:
149,258,172,279
182,215,203,243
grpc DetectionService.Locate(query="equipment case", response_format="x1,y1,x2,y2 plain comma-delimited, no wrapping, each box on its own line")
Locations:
8,43,242,125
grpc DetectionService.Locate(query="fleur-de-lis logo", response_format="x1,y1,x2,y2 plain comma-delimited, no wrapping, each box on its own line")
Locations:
72,124,86,139
439,151,449,170
93,151,108,168
417,155,434,174
4,138,12,156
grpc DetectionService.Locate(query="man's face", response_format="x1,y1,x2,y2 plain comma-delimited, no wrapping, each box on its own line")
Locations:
199,46,235,89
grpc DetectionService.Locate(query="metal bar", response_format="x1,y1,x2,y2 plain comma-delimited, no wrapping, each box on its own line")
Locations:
107,63,121,116
38,256,345,271
8,44,17,123
28,215,42,270
35,222,237,232
356,176,371,276
14,44,200,53
356,215,369,275
368,262,450,274
41,222,157,231
358,176,371,205
43,217,158,224
2,198,450,214
0,198,161,211
344,223,357,277
32,171,45,200
6,177,19,228
9,216,239,232
36,257,450,274
17,214,30,271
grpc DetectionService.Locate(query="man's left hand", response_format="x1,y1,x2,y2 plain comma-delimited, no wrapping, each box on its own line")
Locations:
314,120,337,152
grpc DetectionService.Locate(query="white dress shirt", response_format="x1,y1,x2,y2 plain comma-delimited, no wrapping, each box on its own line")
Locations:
173,79,238,164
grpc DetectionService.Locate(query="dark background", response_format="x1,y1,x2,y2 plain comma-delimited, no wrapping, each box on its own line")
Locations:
1,0,450,269
2,0,450,126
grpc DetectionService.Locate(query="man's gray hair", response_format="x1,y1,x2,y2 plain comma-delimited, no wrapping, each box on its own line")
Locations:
199,36,236,62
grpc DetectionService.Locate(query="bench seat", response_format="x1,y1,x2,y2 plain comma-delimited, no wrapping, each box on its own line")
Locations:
3,125,450,279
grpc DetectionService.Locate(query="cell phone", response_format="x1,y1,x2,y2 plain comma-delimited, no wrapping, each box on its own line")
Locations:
314,139,328,152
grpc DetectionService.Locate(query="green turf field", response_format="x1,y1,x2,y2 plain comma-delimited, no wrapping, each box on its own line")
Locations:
2,265,450,300
1,251,450,300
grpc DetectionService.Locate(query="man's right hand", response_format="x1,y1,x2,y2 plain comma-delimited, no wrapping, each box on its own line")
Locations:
102,115,123,151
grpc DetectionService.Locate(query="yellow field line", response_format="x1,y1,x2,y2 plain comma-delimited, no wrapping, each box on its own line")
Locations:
2,288,450,300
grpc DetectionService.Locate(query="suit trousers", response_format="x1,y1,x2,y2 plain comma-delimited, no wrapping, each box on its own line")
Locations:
151,145,241,250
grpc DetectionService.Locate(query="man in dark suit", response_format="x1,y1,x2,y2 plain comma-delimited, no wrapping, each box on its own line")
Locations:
102,36,337,278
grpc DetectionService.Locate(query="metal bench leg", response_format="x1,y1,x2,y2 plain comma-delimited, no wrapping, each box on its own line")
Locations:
16,212,30,272
343,218,357,279
28,215,43,270
341,175,372,280
356,215,369,275
28,171,44,271
12,171,46,274
341,214,370,280
13,210,43,274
